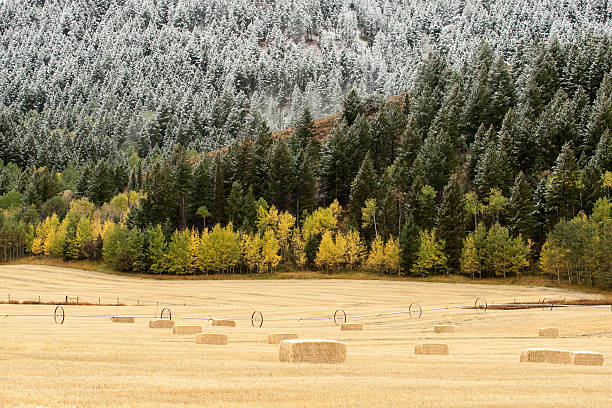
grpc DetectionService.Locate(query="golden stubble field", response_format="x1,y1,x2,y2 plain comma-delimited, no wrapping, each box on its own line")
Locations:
0,265,610,408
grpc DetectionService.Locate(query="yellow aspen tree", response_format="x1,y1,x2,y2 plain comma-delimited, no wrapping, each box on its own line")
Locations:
188,228,200,274
334,232,348,270
242,232,262,273
365,236,386,273
49,218,69,258
260,230,280,273
196,228,214,273
345,229,365,269
383,236,401,274
42,214,60,255
275,211,295,262
460,233,479,278
289,230,306,267
302,200,342,240
315,230,335,271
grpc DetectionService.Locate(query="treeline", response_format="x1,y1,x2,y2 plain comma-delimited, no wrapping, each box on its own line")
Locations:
1,37,612,287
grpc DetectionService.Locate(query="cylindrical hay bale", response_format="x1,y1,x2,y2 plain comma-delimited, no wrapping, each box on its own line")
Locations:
434,324,455,333
341,322,363,331
149,319,175,329
520,348,573,364
538,327,560,337
268,333,299,344
112,316,135,323
414,343,449,355
173,325,202,335
572,351,604,366
212,319,236,327
279,339,346,363
196,333,228,345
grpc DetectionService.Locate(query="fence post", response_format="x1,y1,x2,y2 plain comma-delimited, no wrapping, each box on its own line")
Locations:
117,298,119,306
8,294,10,302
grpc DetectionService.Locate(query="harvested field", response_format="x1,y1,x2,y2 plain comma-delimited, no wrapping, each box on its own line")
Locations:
0,264,610,407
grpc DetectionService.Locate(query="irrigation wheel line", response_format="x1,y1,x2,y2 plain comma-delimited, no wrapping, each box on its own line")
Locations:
333,309,346,325
53,305,65,324
474,297,488,312
251,310,263,328
160,307,172,320
408,303,422,319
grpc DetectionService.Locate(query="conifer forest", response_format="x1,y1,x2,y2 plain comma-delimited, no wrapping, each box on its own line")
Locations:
0,1,611,288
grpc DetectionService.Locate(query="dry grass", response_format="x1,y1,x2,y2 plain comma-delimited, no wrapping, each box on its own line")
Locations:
0,265,611,407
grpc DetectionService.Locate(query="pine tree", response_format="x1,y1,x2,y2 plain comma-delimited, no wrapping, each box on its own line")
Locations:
410,51,449,138
584,73,612,157
393,116,422,193
212,155,226,225
436,174,465,271
252,121,273,199
593,128,612,171
399,213,420,273
341,89,365,127
545,143,583,227
507,172,538,240
349,152,378,230
226,182,245,227
292,150,317,222
266,138,295,212
126,228,146,274
147,224,167,274
535,89,578,170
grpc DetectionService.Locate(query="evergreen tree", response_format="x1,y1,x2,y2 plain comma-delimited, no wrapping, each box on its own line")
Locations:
584,73,612,157
266,138,295,212
212,155,226,225
348,152,378,231
507,172,538,240
341,89,365,127
545,143,583,227
436,174,465,270
399,213,420,273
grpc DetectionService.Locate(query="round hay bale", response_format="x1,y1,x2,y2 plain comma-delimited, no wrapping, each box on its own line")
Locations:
340,322,363,331
212,319,236,327
196,333,228,345
268,333,298,344
572,351,604,366
538,327,560,337
414,343,449,355
434,324,455,333
520,348,573,364
279,339,346,363
149,319,175,329
173,325,202,335
112,316,135,323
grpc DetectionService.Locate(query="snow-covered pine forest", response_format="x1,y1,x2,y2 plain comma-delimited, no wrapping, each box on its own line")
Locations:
0,0,611,167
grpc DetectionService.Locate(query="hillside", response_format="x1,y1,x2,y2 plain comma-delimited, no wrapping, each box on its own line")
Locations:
1,1,610,169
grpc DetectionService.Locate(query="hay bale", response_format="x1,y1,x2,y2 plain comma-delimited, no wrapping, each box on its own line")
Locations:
279,339,346,363
414,343,449,355
520,348,572,364
196,333,228,345
173,325,202,335
111,316,135,323
538,327,560,338
340,322,363,331
434,324,455,333
572,351,604,366
268,333,299,344
149,319,174,329
212,319,236,327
